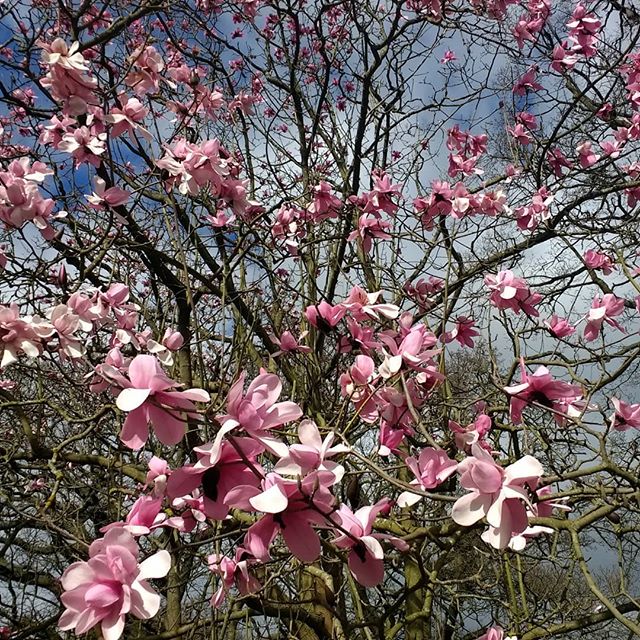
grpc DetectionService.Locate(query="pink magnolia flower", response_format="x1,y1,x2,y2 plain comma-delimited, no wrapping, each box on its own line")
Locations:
305,301,346,330
105,96,150,139
503,486,570,550
39,39,98,115
610,398,640,431
106,354,210,449
514,187,553,231
513,66,543,95
146,329,184,366
452,444,543,549
58,126,107,167
576,141,599,168
58,528,171,640
48,303,85,359
504,360,584,424
340,355,379,423
125,45,164,95
145,456,170,497
449,413,492,452
270,330,311,356
547,147,574,177
307,180,342,221
100,495,166,536
167,437,263,519
583,249,615,274
484,271,542,316
0,303,49,368
86,177,130,209
378,322,439,378
551,42,579,72
348,213,392,253
208,549,261,608
331,499,409,586
476,626,517,640
397,448,457,507
508,122,533,145
513,14,544,49
583,293,625,342
342,286,399,322
227,472,336,563
274,419,349,481
443,316,480,348
339,317,381,354
216,372,302,453
440,50,457,63
546,314,576,338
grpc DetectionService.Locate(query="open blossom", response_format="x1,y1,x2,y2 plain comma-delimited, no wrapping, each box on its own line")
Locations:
443,316,480,348
583,293,625,342
58,126,107,167
105,96,150,139
584,249,615,274
610,398,640,431
452,444,543,549
484,271,542,316
274,419,349,481
305,300,346,329
513,66,543,95
576,140,599,168
342,286,399,322
348,213,392,253
397,448,457,507
270,330,311,356
167,437,263,519
307,180,342,221
146,329,184,366
58,528,171,640
125,45,164,95
217,372,302,435
0,158,57,238
504,360,584,424
100,495,166,536
227,471,336,563
103,354,210,449
332,499,409,586
0,303,51,368
86,177,130,209
504,486,570,551
546,314,576,338
39,39,98,115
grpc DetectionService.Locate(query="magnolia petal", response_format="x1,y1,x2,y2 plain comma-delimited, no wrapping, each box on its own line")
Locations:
138,550,171,580
249,484,288,513
116,387,151,412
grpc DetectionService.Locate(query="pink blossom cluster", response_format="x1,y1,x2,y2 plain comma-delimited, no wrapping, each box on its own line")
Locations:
414,181,506,230
552,4,601,71
622,52,640,110
39,39,98,115
514,187,553,231
446,125,488,178
156,138,251,217
513,0,550,49
0,158,58,239
583,249,615,274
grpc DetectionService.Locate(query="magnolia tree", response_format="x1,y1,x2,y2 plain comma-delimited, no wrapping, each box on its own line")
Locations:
1,0,640,638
